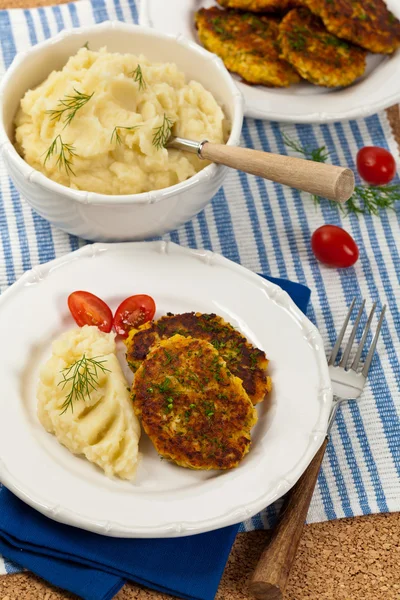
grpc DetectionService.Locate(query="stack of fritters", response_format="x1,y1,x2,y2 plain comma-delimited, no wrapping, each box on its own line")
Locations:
217,0,302,12
194,8,301,87
305,0,400,54
278,8,367,88
127,312,271,404
127,312,271,470
195,0,400,88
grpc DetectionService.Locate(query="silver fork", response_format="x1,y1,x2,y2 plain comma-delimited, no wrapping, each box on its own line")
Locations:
250,299,386,600
327,298,386,431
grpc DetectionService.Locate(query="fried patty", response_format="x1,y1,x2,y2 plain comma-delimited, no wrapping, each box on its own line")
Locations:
216,0,303,12
305,0,400,54
132,335,258,470
125,312,271,405
195,8,301,87
279,8,367,87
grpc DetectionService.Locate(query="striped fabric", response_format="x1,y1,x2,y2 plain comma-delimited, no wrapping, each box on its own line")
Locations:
0,0,399,576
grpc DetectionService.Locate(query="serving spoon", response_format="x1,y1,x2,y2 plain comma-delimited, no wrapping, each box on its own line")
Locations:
167,137,355,203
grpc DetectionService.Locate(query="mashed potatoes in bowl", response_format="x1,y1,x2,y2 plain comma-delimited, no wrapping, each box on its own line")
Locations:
14,47,226,195
0,22,243,240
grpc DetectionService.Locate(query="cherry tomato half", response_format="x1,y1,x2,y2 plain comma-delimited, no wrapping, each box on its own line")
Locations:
311,225,359,268
113,294,156,337
356,146,396,186
68,291,113,332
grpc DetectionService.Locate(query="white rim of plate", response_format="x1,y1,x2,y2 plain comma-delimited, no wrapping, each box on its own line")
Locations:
0,242,333,536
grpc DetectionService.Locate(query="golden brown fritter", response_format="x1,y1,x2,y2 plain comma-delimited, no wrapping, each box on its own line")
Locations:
305,0,400,54
217,0,303,12
279,8,367,87
125,312,271,405
132,335,258,470
195,8,301,87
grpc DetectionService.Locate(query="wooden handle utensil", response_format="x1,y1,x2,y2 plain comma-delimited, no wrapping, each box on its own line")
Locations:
249,438,329,600
167,138,355,203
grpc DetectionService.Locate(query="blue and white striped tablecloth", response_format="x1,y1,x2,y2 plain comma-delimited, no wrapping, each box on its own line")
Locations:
0,0,399,576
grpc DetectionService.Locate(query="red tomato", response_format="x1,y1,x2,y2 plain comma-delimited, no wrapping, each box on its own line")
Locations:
311,225,359,268
68,291,113,332
356,146,396,186
113,295,156,337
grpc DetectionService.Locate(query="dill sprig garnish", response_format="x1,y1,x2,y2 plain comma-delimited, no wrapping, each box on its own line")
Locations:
282,132,329,163
282,133,400,215
46,88,94,128
58,354,110,415
82,41,90,49
111,125,139,145
152,114,174,150
131,64,146,90
43,134,77,176
346,185,400,216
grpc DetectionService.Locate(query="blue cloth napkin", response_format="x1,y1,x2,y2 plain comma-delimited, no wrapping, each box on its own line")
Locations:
0,275,310,600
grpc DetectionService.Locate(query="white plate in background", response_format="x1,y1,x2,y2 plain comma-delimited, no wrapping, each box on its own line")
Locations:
140,0,400,123
0,242,332,537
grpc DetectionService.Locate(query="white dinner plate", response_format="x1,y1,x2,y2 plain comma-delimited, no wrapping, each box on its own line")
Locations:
0,242,332,537
139,0,400,123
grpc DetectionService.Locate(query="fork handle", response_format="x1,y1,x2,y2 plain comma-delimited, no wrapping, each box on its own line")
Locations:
249,437,329,600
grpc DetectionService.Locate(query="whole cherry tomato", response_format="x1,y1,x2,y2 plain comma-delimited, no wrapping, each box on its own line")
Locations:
356,146,396,186
68,291,113,332
311,225,359,268
113,294,156,338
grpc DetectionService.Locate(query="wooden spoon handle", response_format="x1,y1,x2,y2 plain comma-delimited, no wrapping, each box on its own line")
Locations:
249,437,329,600
200,143,354,203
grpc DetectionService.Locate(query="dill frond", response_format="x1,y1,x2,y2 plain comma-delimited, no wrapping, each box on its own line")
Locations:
46,88,94,128
130,64,146,91
58,354,110,415
110,125,139,145
152,113,174,150
43,134,77,176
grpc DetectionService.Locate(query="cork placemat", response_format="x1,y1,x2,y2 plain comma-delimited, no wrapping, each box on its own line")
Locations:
1,512,399,600
0,0,399,595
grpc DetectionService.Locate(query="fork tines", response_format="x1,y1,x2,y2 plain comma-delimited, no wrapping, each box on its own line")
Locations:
328,298,386,376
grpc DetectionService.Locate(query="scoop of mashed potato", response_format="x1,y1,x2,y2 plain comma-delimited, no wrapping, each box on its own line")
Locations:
14,47,226,195
37,325,141,480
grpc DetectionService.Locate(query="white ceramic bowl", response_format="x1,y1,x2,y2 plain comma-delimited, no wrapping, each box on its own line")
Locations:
0,22,243,242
